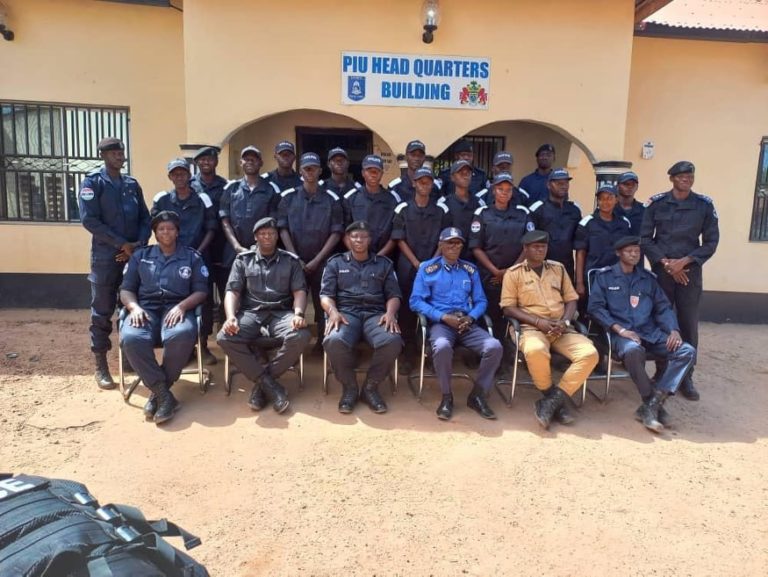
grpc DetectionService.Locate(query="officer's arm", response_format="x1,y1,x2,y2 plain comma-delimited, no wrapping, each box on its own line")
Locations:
221,218,246,253
178,255,209,311
197,198,218,253
78,180,128,249
314,232,341,265
468,268,488,320
409,267,440,322
292,290,307,317
377,238,396,257
574,249,587,289
222,291,241,333
651,280,680,334
397,240,420,269
501,271,548,329
136,185,151,246
279,228,297,255
639,205,664,265
688,202,720,265
586,276,618,331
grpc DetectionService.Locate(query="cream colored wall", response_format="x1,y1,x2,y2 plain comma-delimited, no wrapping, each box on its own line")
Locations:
183,0,636,163
0,0,186,274
624,37,768,293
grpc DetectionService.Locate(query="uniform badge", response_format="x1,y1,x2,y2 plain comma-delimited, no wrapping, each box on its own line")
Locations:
79,187,95,201
470,220,481,233
200,265,209,278
526,222,535,231
630,295,640,308
178,266,192,279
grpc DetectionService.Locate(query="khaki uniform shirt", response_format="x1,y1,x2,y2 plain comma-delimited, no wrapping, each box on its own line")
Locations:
500,259,578,322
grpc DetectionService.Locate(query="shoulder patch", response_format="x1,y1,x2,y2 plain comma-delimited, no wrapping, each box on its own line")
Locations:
153,190,169,203
344,188,358,199
198,192,213,208
529,200,543,212
280,187,296,198
324,189,340,201
473,206,487,216
579,214,593,227
461,262,476,275
388,177,402,188
394,201,408,214
389,190,402,203
516,205,530,214
424,262,440,275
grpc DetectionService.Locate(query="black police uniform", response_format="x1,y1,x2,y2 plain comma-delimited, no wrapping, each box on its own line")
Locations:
119,244,208,390
518,170,552,205
468,203,533,338
440,191,487,261
263,169,302,193
477,184,530,208
79,167,151,353
528,198,582,279
437,166,487,196
388,175,442,203
218,178,281,267
574,212,632,273
277,185,345,339
191,172,230,293
615,199,645,236
320,251,403,388
342,186,401,253
217,247,311,384
323,176,361,198
640,189,719,377
151,190,217,254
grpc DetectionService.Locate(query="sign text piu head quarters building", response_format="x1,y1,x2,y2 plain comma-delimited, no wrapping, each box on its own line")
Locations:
341,51,491,110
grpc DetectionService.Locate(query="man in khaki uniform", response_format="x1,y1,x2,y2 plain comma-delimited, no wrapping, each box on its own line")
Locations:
500,230,598,429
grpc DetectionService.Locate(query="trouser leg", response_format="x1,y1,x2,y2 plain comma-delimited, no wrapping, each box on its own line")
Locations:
550,331,599,396
459,325,503,394
89,261,123,353
323,313,364,386
307,266,326,343
217,312,271,382
612,336,654,399
265,311,312,377
519,329,554,392
362,314,403,384
647,341,696,395
120,310,165,387
656,264,702,366
429,323,458,395
160,310,198,384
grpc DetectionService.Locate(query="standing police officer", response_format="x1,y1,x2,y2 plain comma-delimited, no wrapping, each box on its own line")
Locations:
321,221,403,414
323,147,361,197
615,171,645,236
388,140,441,201
518,144,556,205
640,161,719,401
440,160,487,261
437,139,487,195
263,141,302,193
79,137,151,390
477,151,530,207
217,217,311,414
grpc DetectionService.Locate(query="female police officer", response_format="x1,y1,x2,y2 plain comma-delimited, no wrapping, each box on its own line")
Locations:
119,211,208,425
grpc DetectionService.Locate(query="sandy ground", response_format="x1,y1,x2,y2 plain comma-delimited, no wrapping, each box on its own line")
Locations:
0,309,767,577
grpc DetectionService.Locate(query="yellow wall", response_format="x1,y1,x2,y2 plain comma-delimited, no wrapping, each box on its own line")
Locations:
0,0,186,273
624,37,768,293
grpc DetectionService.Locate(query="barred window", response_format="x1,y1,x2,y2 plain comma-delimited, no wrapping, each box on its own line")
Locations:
749,137,768,241
433,135,505,178
0,102,130,223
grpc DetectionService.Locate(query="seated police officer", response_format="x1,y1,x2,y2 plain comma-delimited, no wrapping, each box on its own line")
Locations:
320,221,403,414
501,230,599,430
119,211,208,425
409,227,502,420
217,217,311,414
588,236,696,433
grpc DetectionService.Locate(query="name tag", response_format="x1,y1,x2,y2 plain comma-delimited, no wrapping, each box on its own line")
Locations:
608,286,621,291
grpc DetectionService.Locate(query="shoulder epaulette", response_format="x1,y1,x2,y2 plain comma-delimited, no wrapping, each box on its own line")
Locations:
595,265,612,274
86,168,101,177
508,262,526,272
394,201,408,214
475,188,488,199
260,172,270,179
280,187,296,198
184,246,203,258
474,206,487,216
153,190,169,203
516,204,530,214
344,188,358,199
388,177,402,188
545,259,565,269
460,262,476,275
324,189,340,201
279,248,301,260
424,261,441,275
696,193,714,204
196,192,212,208
518,187,530,199
318,179,324,187
327,253,344,263
434,180,443,190
389,190,402,203
645,192,667,207
268,181,281,194
620,215,631,227
529,200,544,212
572,201,582,210
235,249,256,259
579,214,593,227
436,198,449,213
224,179,239,191
123,175,137,183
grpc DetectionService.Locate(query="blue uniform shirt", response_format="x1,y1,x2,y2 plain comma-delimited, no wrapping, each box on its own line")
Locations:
440,191,487,261
276,186,344,262
615,199,645,235
263,169,302,193
219,178,281,265
469,204,534,278
320,252,401,315
191,173,229,264
342,186,401,253
574,211,632,272
323,177,361,198
388,175,442,203
518,170,552,205
120,244,208,310
588,263,679,344
528,198,582,276
410,256,488,323
151,189,217,251
78,167,151,260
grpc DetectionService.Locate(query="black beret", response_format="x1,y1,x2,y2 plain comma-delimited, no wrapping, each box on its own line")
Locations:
522,230,549,245
613,236,641,251
668,161,695,176
252,217,277,233
151,210,180,231
97,138,125,152
345,220,370,234
193,146,220,160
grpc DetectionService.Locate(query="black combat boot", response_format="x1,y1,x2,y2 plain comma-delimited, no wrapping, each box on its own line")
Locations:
635,395,671,427
153,384,179,425
467,385,496,420
338,382,358,414
554,401,576,425
436,393,454,420
679,377,700,401
535,387,567,429
247,383,267,411
362,379,388,414
94,352,116,390
143,393,157,420
260,373,290,414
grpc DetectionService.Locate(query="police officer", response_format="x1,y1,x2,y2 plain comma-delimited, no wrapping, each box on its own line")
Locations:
477,151,530,207
323,147,361,197
217,217,311,414
518,144,556,205
391,167,451,370
320,221,403,414
219,146,281,269
528,168,582,280
119,211,208,425
469,172,534,359
437,139,487,195
278,152,345,354
388,140,441,201
588,236,696,433
640,161,719,401
574,185,631,299
615,171,645,236
440,159,487,261
263,141,302,192
342,154,400,256
410,227,502,420
79,137,151,390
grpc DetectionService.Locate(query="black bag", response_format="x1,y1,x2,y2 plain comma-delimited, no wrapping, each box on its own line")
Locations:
0,473,210,577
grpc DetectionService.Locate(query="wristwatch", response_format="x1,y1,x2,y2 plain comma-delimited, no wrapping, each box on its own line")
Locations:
563,319,571,327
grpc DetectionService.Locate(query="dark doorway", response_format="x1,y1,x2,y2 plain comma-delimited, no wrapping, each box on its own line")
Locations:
296,127,373,182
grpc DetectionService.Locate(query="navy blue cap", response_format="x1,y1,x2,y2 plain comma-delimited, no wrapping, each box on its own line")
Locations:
299,152,321,168
166,158,189,174
617,171,639,184
275,141,295,154
522,230,549,245
492,172,514,186
406,140,426,153
454,140,473,153
151,210,180,231
493,151,513,166
97,138,125,152
328,147,348,159
450,159,472,174
548,168,572,181
668,161,695,176
193,146,219,161
596,185,618,196
536,144,555,156
439,227,465,242
414,167,435,180
240,145,262,158
362,155,384,170
614,236,641,250
252,217,277,233
345,220,371,234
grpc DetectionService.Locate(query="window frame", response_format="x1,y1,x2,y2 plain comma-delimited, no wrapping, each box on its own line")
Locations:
749,136,768,242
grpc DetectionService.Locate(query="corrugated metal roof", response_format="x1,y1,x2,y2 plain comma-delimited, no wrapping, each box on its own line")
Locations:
644,0,768,32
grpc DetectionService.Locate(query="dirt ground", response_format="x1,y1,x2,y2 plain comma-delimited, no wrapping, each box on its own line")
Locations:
1,309,766,577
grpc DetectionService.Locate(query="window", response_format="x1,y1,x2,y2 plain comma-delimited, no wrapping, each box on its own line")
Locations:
432,135,505,179
0,102,130,223
750,137,768,241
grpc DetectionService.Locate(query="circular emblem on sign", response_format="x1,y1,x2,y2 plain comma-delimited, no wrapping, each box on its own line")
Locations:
80,187,95,201
470,221,481,234
200,265,210,278
178,266,192,279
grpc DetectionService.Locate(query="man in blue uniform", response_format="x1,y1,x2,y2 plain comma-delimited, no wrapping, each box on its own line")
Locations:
518,144,556,205
320,221,403,414
323,147,361,197
410,227,502,420
79,137,151,390
263,141,302,192
440,160,487,261
588,236,696,433
342,154,400,256
217,217,311,414
615,171,645,236
388,140,441,201
437,139,487,195
119,211,208,424
528,168,582,280
278,152,345,354
640,161,719,401
219,146,281,269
